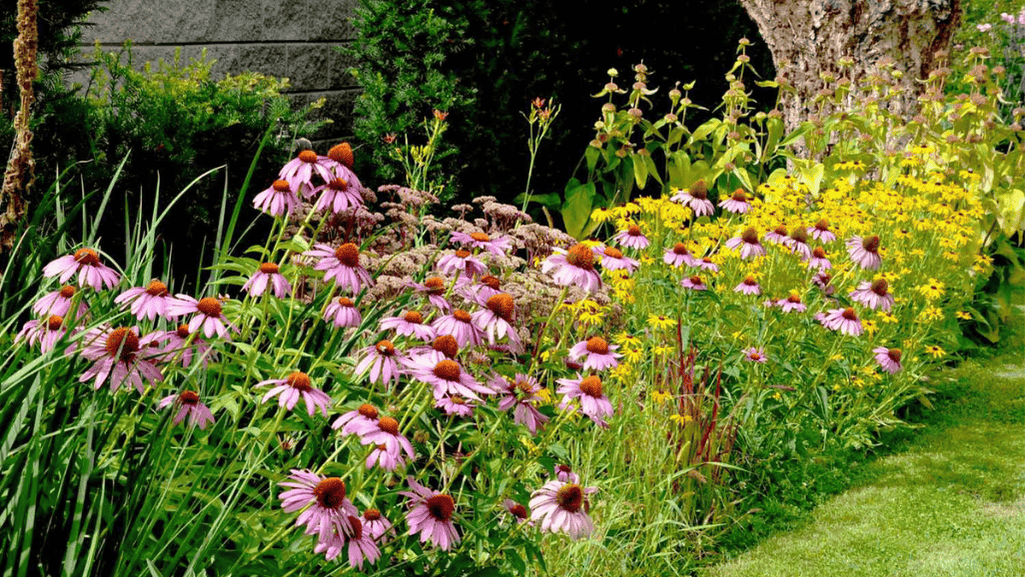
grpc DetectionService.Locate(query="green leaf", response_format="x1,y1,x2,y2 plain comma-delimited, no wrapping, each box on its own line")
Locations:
633,152,649,189
561,179,596,240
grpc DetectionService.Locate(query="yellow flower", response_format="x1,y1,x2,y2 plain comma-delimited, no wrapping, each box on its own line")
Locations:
919,306,943,322
955,311,972,320
622,347,643,364
610,363,634,383
862,319,879,335
647,314,677,330
917,280,945,300
591,207,614,222
615,332,641,348
878,311,899,324
651,389,672,404
536,387,554,404
924,345,946,358
829,353,844,362
670,414,693,426
653,345,674,357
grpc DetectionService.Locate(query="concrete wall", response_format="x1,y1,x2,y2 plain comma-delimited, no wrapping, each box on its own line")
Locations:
77,0,361,145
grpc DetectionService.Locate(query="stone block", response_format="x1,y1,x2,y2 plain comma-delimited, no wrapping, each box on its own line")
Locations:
285,43,341,92
289,88,359,139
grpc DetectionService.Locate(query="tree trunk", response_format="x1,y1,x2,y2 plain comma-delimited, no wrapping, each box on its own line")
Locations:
739,0,962,130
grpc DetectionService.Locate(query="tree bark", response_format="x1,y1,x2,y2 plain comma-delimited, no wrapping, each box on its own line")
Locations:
739,0,962,130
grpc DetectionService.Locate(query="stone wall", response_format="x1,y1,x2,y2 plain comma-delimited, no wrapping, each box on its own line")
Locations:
77,0,360,145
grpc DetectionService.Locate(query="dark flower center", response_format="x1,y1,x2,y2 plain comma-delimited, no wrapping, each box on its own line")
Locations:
788,294,802,303
603,247,623,259
741,227,759,244
338,297,354,307
470,232,491,242
146,280,169,297
565,244,595,271
579,375,604,398
375,340,395,356
426,494,455,522
673,243,689,255
750,352,762,361
815,219,830,232
689,179,708,200
689,275,703,286
298,150,319,163
59,285,76,298
870,279,889,296
585,337,609,355
557,464,573,475
272,180,291,192
348,516,363,540
509,503,528,519
841,308,858,321
515,379,534,395
556,484,584,513
743,276,758,286
328,178,348,191
363,508,381,521
358,404,379,419
259,262,279,274
453,309,472,323
403,311,424,324
47,315,63,331
105,328,139,363
424,276,445,294
731,189,747,202
180,390,200,405
455,249,472,259
176,324,190,338
887,348,902,363
433,335,459,358
378,416,399,435
74,248,100,266
813,246,827,259
434,360,461,382
862,236,880,253
328,142,354,168
197,297,223,318
627,225,642,236
287,372,312,392
334,243,360,267
486,294,515,322
789,228,808,244
773,225,788,236
481,275,501,290
450,395,466,405
312,477,347,510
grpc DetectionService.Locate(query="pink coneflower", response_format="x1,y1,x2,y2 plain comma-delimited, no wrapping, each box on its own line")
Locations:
777,292,808,313
555,464,580,483
78,326,163,393
846,235,882,270
320,143,362,184
279,149,334,192
436,395,475,417
504,499,531,524
873,346,903,374
449,231,512,257
408,356,493,400
311,177,365,214
664,242,697,268
461,274,502,303
726,227,766,260
253,179,300,217
115,279,175,322
785,228,812,260
764,225,789,245
324,296,361,328
807,246,832,270
314,514,380,568
157,390,215,429
361,508,395,542
360,416,416,471
243,262,291,298
257,371,333,416
529,479,597,539
735,275,761,296
471,293,522,352
278,470,358,544
166,295,235,339
744,347,768,363
16,315,71,353
681,274,707,291
719,188,751,214
671,179,715,217
850,279,894,311
410,276,451,311
493,373,549,434
33,285,87,318
568,336,621,371
612,224,650,249
436,249,487,279
541,244,602,293
818,307,864,336
808,219,837,243
431,309,485,347
594,245,638,272
401,477,461,550
332,403,382,435
693,256,719,273
43,248,120,291
158,324,213,368
355,340,406,388
381,310,436,342
556,374,613,425
305,243,375,293
812,271,836,295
